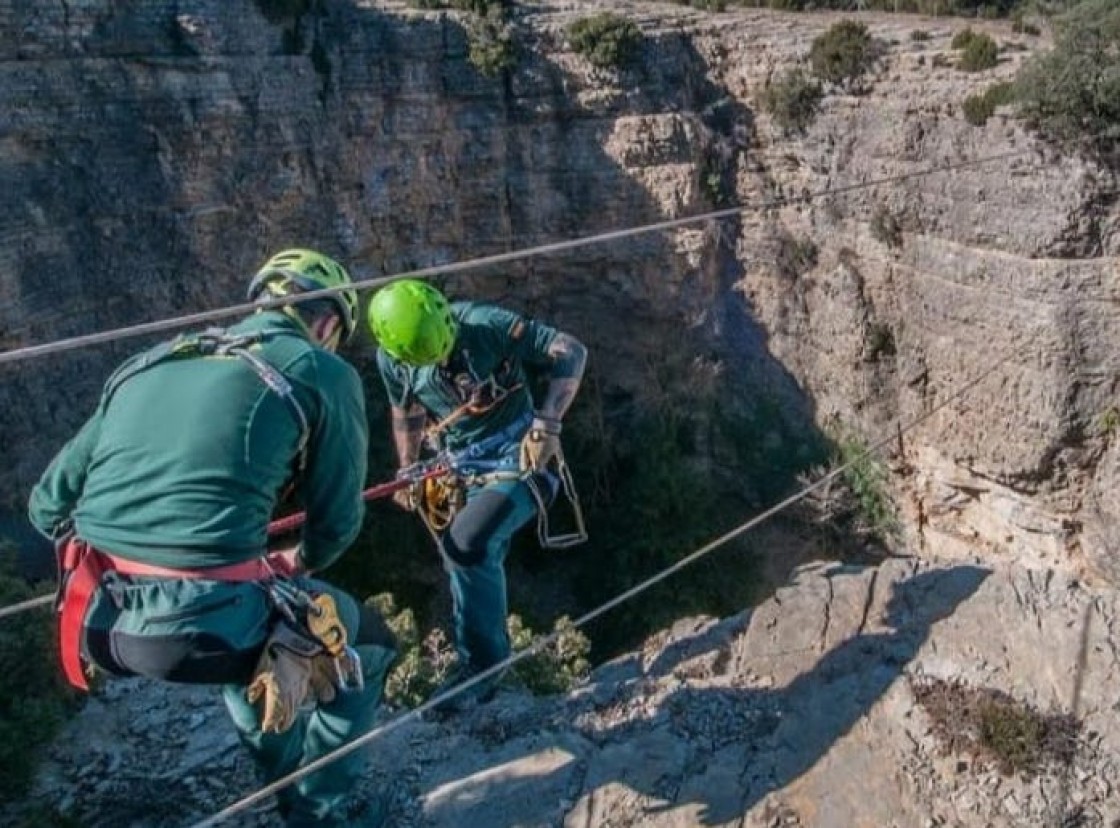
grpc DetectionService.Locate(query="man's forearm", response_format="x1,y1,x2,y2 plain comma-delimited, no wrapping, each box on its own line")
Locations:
391,405,427,466
536,333,587,423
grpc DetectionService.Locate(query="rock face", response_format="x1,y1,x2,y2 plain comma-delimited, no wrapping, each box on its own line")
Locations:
6,557,1117,827
0,1,1116,587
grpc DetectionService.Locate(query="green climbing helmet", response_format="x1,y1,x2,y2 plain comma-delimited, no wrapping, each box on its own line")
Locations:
248,249,359,341
367,279,457,365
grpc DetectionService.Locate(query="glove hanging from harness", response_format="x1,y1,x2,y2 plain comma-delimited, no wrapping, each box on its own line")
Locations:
247,587,363,734
247,620,339,734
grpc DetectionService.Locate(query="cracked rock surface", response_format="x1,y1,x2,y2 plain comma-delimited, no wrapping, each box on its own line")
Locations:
6,557,1117,827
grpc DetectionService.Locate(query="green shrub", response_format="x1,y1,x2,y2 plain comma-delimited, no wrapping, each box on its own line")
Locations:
809,20,878,88
831,431,899,539
958,32,999,70
508,615,591,695
0,550,75,801
951,27,981,50
1097,406,1120,438
370,593,456,709
776,232,819,278
409,0,512,11
466,13,516,77
914,678,1080,777
963,92,996,125
405,0,515,76
761,68,824,134
866,322,897,362
871,204,903,248
1011,17,1041,36
1015,0,1120,152
446,0,511,12
370,593,591,706
567,13,642,70
962,81,1016,125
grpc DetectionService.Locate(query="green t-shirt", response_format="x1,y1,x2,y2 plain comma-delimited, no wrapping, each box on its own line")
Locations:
28,311,369,571
376,302,558,453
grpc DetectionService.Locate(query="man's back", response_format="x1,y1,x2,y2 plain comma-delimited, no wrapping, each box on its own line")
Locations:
31,311,367,569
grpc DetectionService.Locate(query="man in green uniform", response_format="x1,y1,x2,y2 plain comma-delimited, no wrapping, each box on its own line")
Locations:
29,249,395,828
367,279,587,711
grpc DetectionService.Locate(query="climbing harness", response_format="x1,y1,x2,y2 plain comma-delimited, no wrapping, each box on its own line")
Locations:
54,536,276,690
103,326,312,476
398,408,588,549
422,377,525,450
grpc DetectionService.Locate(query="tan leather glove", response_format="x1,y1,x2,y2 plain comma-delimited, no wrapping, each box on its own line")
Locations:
247,647,311,734
519,417,563,473
247,624,337,734
308,657,338,706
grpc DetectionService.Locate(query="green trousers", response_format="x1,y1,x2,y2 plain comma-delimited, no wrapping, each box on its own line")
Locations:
439,477,542,672
222,579,395,825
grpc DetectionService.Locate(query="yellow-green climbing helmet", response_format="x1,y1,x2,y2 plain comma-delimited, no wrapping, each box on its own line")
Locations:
367,279,457,365
248,249,359,341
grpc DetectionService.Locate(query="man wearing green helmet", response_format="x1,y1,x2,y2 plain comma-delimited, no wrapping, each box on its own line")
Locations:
368,279,588,712
30,249,396,827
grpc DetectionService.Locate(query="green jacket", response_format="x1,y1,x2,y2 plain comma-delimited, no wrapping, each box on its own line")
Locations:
376,302,558,453
28,311,368,571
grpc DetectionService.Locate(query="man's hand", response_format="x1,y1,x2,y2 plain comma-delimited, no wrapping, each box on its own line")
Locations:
391,480,424,512
266,544,306,577
520,417,563,473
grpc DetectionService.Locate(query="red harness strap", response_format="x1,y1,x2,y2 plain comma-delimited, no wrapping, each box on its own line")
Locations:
56,538,107,690
55,538,281,691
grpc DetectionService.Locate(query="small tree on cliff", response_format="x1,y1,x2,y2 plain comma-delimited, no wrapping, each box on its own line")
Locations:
809,20,881,91
1015,0,1120,158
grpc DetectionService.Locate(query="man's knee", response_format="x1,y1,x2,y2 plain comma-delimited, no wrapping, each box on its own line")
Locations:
355,602,397,652
441,489,514,566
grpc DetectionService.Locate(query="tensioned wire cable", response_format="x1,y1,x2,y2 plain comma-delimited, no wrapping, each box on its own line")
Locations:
0,592,51,620
0,144,1051,368
188,351,1011,828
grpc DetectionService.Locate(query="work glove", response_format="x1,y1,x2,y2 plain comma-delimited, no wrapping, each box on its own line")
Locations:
520,417,563,473
247,625,338,734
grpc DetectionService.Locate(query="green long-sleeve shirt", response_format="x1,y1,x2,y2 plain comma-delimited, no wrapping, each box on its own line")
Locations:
28,311,368,571
376,302,559,452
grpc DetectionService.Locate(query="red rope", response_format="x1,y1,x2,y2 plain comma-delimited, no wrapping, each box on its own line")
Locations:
266,467,446,536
